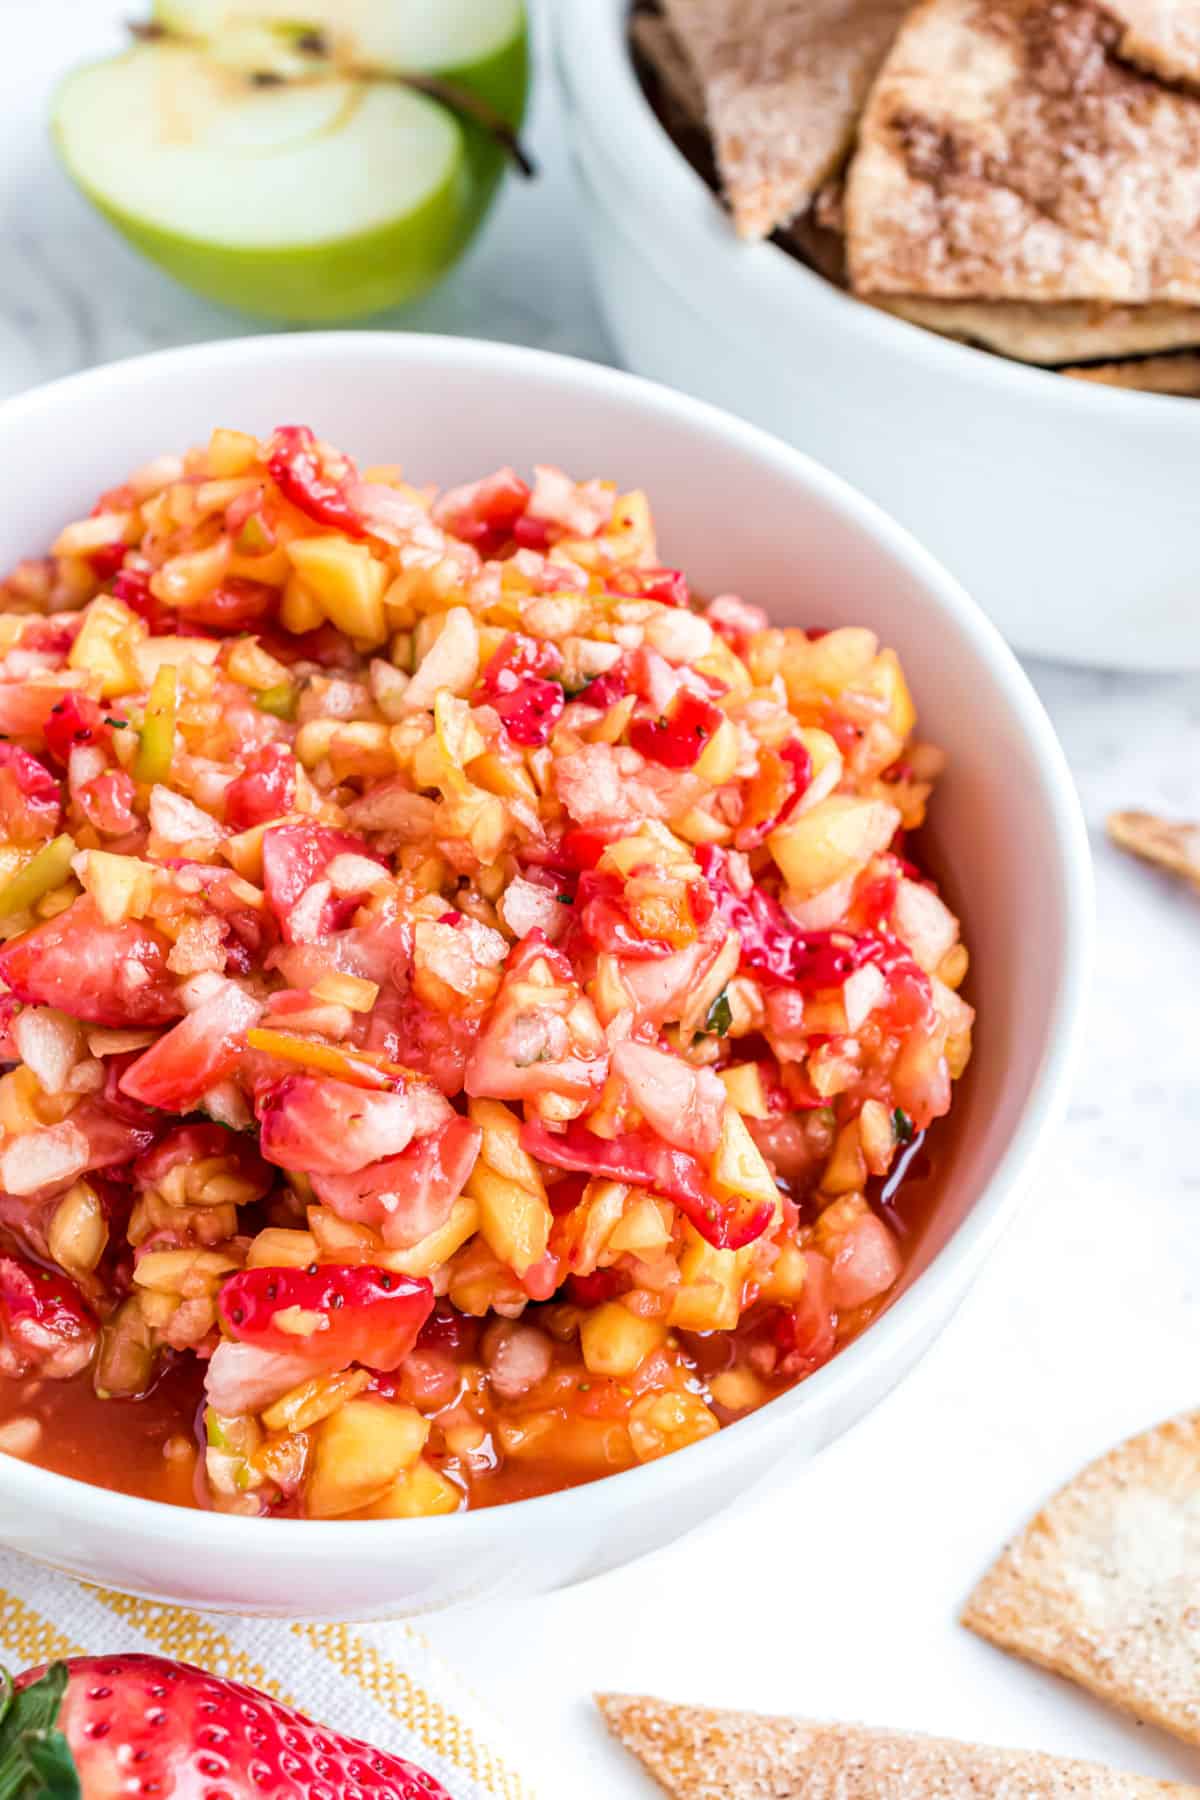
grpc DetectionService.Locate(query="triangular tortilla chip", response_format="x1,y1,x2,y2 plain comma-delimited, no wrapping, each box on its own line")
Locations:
874,297,1200,364
660,0,909,239
845,0,1200,302
631,13,707,126
964,1411,1200,1747
1109,810,1200,884
1064,353,1200,392
1104,0,1200,88
597,1694,1199,1797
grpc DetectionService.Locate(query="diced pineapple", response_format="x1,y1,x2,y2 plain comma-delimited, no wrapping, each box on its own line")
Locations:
758,1239,809,1304
769,795,901,900
580,1302,666,1377
280,573,326,635
222,822,270,881
310,973,379,1013
224,636,292,691
822,1119,867,1196
307,1400,429,1519
669,1226,744,1332
48,1181,107,1277
133,635,221,688
364,1459,462,1518
717,1062,771,1119
380,1195,480,1280
261,1367,369,1435
133,1248,241,1294
628,1390,720,1463
205,427,260,478
794,727,842,791
73,850,156,926
606,1195,672,1255
709,1367,768,1411
692,715,738,785
433,690,486,771
468,1097,546,1196
779,626,879,705
68,596,144,698
711,1108,782,1212
245,1228,319,1270
466,1164,551,1278
599,821,697,878
468,751,540,803
286,536,387,646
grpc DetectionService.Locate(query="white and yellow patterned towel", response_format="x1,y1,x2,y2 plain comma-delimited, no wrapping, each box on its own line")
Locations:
0,1548,541,1799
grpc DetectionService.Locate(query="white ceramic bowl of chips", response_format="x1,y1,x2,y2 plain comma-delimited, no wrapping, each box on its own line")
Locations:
556,0,1200,671
0,331,1089,1616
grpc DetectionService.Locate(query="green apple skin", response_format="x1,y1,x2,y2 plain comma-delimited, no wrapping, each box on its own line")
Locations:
51,27,528,324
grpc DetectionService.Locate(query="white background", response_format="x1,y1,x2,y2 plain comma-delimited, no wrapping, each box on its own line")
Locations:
1,3,1199,1792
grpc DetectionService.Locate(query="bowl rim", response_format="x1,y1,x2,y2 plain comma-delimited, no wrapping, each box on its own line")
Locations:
555,0,1200,426
0,330,1092,1559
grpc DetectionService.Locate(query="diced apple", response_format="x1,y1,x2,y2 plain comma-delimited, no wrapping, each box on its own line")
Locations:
769,795,900,900
68,596,144,697
307,1400,428,1519
579,1302,666,1377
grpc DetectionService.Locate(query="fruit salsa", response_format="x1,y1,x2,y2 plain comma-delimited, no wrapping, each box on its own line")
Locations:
0,427,972,1518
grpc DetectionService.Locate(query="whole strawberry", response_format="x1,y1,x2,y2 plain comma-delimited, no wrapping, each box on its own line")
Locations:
0,1655,454,1798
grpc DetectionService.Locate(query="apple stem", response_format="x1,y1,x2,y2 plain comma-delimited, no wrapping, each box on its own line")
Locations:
380,71,536,178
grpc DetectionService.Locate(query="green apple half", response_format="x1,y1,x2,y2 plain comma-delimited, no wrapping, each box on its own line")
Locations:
51,0,528,323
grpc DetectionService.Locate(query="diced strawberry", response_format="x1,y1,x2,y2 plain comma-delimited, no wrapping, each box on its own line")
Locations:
432,467,531,553
87,542,128,582
14,1654,455,1800
113,564,176,632
628,689,724,770
0,900,182,1027
119,982,263,1110
66,1098,158,1173
522,1118,773,1251
575,663,629,710
267,425,365,537
311,1115,482,1248
75,767,138,837
0,744,62,842
697,845,931,1000
256,1074,451,1176
224,740,296,831
218,1263,434,1372
610,566,690,607
481,633,564,747
565,1267,631,1308
42,692,112,765
260,823,387,943
0,1253,96,1380
771,1251,838,1375
179,575,277,632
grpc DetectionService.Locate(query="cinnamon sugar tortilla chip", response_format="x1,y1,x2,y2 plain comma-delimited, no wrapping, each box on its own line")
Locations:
596,1694,1199,1798
964,1411,1200,1746
846,0,1200,302
875,297,1200,363
660,0,909,238
631,14,707,126
1108,810,1200,883
1105,0,1200,87
1064,352,1200,391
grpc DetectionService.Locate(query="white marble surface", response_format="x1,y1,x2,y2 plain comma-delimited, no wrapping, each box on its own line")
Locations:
3,6,1200,1794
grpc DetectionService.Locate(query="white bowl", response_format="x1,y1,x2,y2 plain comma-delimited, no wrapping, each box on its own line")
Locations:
556,0,1200,672
0,333,1089,1617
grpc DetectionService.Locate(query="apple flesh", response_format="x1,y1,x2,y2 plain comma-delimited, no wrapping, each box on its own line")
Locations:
52,1,527,322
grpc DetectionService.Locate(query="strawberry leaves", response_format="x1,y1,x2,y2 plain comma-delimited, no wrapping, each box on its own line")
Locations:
0,1664,81,1800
